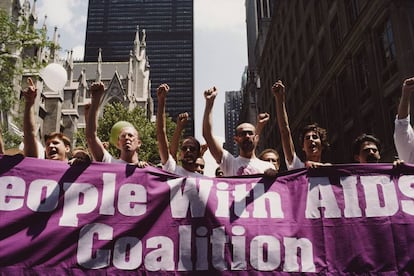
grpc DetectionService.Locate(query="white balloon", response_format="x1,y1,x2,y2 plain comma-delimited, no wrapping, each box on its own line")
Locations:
40,63,67,91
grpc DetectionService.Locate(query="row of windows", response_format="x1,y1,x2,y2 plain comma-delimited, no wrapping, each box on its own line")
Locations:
86,39,192,47
271,0,367,65
88,5,192,11
87,27,192,34
89,10,192,18
263,11,396,98
87,19,192,27
255,2,405,161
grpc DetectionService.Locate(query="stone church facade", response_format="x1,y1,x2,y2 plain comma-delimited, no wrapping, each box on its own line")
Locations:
2,0,153,148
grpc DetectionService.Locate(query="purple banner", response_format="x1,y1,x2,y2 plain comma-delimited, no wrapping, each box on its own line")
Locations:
1,154,414,274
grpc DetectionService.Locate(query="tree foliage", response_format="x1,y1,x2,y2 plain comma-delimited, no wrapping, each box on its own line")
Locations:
0,125,22,150
75,102,177,164
0,9,52,111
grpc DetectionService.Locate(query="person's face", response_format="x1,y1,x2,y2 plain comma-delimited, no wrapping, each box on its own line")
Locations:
117,127,141,152
45,137,70,161
260,152,280,172
234,124,257,153
355,141,380,163
302,130,323,159
195,158,205,175
180,139,199,164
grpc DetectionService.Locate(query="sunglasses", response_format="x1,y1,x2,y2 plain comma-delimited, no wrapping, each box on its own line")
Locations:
181,145,197,152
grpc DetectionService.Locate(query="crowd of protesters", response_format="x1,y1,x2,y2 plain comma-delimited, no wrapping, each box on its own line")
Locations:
1,76,414,177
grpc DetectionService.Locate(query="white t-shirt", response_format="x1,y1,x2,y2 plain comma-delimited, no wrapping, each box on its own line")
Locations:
102,150,127,164
394,115,414,163
220,150,275,176
286,153,305,170
163,154,201,177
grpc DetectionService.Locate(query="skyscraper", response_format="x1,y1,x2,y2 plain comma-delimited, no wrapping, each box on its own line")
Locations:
224,90,242,156
84,0,194,135
244,0,414,164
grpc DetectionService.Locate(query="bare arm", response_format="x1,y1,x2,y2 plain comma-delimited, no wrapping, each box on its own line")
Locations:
85,82,106,162
397,77,414,119
84,103,91,127
170,112,188,161
256,112,270,140
156,83,170,164
273,81,295,165
200,144,208,156
0,127,4,154
202,87,223,163
22,78,39,157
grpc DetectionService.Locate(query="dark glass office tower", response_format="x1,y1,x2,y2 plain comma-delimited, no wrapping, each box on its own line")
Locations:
84,0,194,135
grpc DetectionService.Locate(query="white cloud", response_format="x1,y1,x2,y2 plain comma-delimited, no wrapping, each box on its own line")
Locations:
194,0,246,32
36,0,87,52
71,45,85,61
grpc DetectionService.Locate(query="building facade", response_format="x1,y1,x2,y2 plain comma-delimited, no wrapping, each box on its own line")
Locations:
240,0,276,127
1,0,152,150
224,90,243,156
58,28,152,146
84,0,194,136
244,0,414,166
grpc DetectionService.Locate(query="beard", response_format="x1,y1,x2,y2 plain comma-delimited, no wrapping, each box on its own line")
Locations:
182,157,195,165
239,139,255,152
181,153,196,165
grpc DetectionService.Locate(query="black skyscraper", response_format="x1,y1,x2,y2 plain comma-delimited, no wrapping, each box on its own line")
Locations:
85,0,194,135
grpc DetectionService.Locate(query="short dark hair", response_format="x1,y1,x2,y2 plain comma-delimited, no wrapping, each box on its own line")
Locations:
352,134,381,156
299,123,330,150
44,132,71,148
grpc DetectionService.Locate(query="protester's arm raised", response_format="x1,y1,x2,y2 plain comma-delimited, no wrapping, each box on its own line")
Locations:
256,112,270,141
202,87,223,163
170,112,188,161
273,81,295,165
22,78,39,158
397,77,414,119
156,83,171,165
85,82,106,162
0,127,4,154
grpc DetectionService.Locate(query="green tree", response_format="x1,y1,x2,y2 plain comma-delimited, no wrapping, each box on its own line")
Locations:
0,9,52,111
0,124,22,150
76,102,177,164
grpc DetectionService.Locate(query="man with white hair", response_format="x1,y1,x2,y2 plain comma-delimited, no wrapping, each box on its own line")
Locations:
86,81,146,167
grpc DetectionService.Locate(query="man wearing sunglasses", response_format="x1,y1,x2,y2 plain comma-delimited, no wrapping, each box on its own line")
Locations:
202,87,275,176
157,83,202,176
352,134,381,163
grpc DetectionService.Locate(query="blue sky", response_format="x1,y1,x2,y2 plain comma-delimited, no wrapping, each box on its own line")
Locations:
35,0,248,142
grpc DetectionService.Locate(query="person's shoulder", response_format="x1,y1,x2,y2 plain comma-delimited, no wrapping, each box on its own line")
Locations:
254,157,276,169
288,155,305,170
222,149,235,161
176,165,200,177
